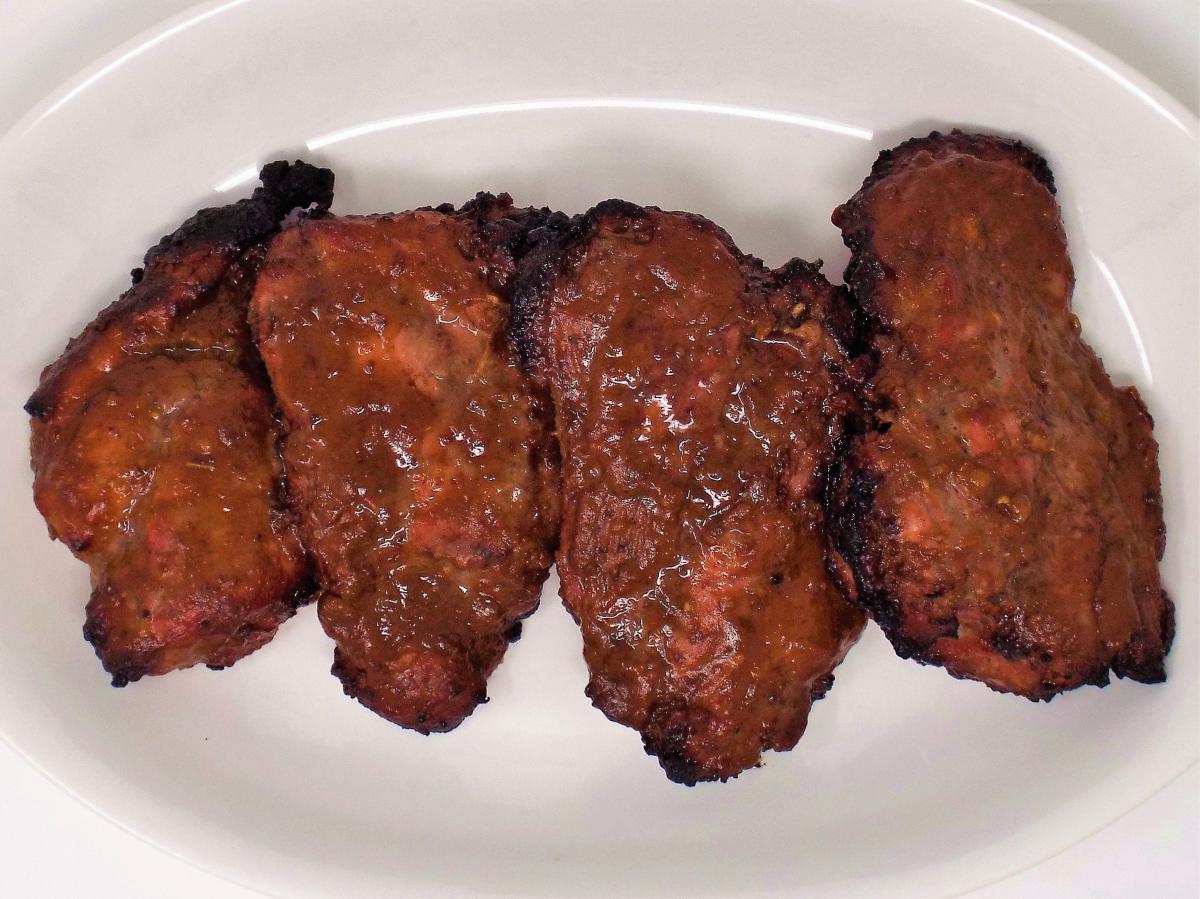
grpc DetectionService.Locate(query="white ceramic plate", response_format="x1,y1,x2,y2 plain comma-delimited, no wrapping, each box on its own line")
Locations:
0,2,1195,896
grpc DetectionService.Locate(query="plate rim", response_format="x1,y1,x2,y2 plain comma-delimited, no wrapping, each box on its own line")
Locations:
1,0,1197,154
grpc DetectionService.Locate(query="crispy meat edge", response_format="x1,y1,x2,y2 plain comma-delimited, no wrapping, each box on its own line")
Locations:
510,198,834,363
25,160,334,421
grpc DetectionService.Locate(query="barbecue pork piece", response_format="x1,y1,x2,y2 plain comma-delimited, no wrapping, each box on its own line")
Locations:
513,201,866,783
251,195,559,732
27,161,332,684
829,131,1173,699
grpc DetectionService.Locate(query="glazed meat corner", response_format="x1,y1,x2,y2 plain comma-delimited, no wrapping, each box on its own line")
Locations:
27,161,333,684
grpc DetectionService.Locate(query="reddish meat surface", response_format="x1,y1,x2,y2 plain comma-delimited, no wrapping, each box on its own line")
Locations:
513,202,866,783
251,195,559,732
829,131,1173,699
27,162,332,684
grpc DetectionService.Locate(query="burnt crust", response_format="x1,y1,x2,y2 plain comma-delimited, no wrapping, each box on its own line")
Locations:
452,191,567,261
846,129,1056,201
26,161,335,420
512,199,848,367
827,468,943,669
831,457,1172,698
833,131,1054,371
144,159,334,267
509,209,580,368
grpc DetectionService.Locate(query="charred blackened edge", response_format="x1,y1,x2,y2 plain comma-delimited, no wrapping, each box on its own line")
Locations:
827,466,1097,703
764,258,871,630
508,207,585,370
827,466,1006,694
508,202,678,505
832,129,1059,370
454,192,569,568
848,129,1056,201
640,702,730,787
143,160,335,268
81,617,144,688
1111,590,1175,685
455,191,568,268
828,131,1022,674
509,200,663,363
826,466,905,641
600,199,780,286
830,198,889,374
809,672,836,701
821,415,866,604
829,465,1168,701
1158,590,1177,666
25,161,335,421
283,571,320,611
645,736,717,788
770,262,873,631
770,255,845,348
596,199,758,268
1116,385,1173,675
510,198,787,369
420,191,572,370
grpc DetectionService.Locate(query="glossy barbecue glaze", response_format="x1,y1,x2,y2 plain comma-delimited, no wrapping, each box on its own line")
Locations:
251,196,559,732
830,132,1173,699
514,202,866,783
27,162,331,684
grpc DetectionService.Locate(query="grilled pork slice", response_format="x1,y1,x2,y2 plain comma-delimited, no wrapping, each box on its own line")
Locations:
513,201,866,783
829,131,1172,700
27,161,332,684
251,195,560,732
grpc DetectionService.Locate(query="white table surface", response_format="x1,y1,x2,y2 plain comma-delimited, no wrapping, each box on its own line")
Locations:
1,2,1196,896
